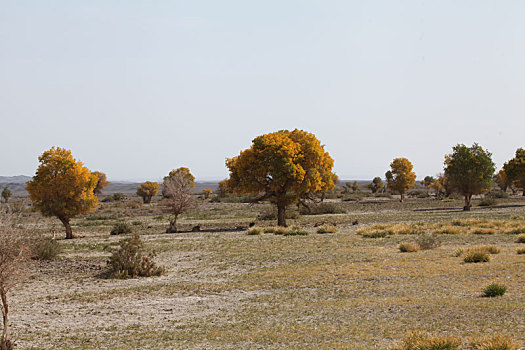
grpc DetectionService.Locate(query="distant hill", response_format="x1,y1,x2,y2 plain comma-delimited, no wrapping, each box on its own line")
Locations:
0,176,220,197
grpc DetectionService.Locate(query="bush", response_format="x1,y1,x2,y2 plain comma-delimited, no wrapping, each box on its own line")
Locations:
112,193,126,201
469,334,518,350
464,250,490,263
107,234,164,279
393,330,461,350
284,226,308,236
316,225,338,234
101,196,114,203
516,233,525,243
398,242,419,253
486,190,509,199
415,233,441,250
126,200,142,209
482,283,507,297
517,247,525,255
131,221,142,226
110,222,132,235
299,203,346,215
246,227,262,235
341,193,364,202
479,197,498,207
31,237,62,260
470,228,497,235
271,227,289,235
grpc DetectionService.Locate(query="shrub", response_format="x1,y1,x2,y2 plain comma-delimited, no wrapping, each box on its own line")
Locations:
517,247,525,255
516,233,525,243
299,203,346,215
469,334,518,350
480,245,500,254
110,222,132,235
453,248,464,257
464,250,490,263
31,237,62,260
283,226,308,236
482,283,507,298
398,242,419,253
415,233,441,250
273,227,289,235
112,193,126,201
342,193,364,202
393,330,461,350
126,200,142,209
479,197,498,207
246,227,262,235
107,234,164,279
131,221,142,226
486,190,509,199
101,196,114,203
316,225,338,234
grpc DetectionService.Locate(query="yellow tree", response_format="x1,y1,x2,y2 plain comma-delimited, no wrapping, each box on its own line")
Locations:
136,181,159,204
92,171,109,196
226,129,336,227
26,147,98,239
385,158,416,202
202,188,212,199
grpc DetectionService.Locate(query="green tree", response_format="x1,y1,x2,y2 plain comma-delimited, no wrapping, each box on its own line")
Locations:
444,143,495,210
136,181,159,204
367,177,383,193
1,188,11,203
385,158,416,202
503,148,525,196
26,147,98,239
351,181,360,192
226,129,336,227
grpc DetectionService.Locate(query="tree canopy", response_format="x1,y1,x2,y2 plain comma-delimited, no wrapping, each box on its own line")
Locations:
26,147,98,238
137,181,159,204
444,143,495,210
503,148,525,196
226,129,336,226
162,167,196,233
92,171,109,195
385,158,416,202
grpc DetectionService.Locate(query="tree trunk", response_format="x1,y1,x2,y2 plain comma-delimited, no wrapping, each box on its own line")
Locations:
463,194,472,211
1,289,8,350
58,216,73,239
277,203,287,227
145,196,151,204
167,215,178,233
400,193,405,203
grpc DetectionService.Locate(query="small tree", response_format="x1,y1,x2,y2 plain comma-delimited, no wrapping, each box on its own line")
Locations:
351,181,360,192
495,169,514,193
0,207,29,350
428,178,445,198
421,176,435,187
0,189,11,204
162,168,196,233
385,158,416,202
226,129,336,227
202,188,212,199
92,171,109,196
444,143,495,210
136,181,159,204
217,179,231,198
368,177,384,193
26,147,99,239
504,148,525,196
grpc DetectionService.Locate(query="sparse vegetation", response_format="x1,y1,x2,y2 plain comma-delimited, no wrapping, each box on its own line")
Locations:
106,234,164,279
316,224,338,234
469,334,518,350
463,249,491,263
482,283,507,298
31,237,62,260
392,330,461,350
110,222,133,235
246,227,262,235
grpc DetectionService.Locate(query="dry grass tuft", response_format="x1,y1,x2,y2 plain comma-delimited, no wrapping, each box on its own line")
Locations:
398,242,419,253
516,247,525,255
469,333,519,350
516,233,525,243
316,225,338,234
392,330,461,350
246,227,262,235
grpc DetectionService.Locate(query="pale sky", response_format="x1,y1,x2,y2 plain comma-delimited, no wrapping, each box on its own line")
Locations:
1,1,524,181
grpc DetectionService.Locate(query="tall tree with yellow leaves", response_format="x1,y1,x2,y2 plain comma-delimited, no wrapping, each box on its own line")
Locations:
26,147,98,239
226,129,336,227
385,158,416,202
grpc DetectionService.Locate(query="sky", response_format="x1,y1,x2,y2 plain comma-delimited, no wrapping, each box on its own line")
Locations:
1,0,525,181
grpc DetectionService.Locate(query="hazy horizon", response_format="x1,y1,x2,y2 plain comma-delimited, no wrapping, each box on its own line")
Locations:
2,1,525,181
